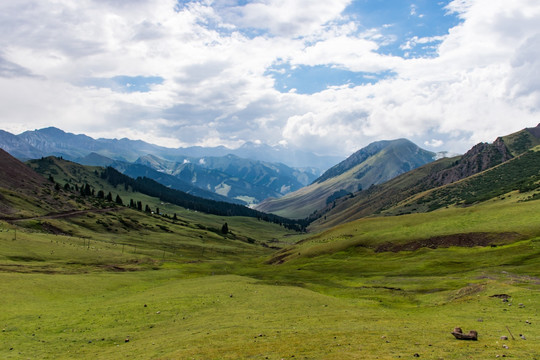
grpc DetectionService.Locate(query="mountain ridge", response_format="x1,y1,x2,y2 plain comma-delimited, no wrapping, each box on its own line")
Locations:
3,126,341,170
256,139,436,219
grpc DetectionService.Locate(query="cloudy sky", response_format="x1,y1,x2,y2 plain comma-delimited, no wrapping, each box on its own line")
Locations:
1,0,539,156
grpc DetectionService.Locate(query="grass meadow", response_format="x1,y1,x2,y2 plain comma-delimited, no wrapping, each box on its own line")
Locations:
1,198,539,359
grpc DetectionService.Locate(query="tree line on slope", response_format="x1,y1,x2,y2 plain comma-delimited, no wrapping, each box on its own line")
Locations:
100,167,308,231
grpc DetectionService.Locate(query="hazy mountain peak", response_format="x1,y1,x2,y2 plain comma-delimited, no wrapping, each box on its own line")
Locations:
315,139,435,184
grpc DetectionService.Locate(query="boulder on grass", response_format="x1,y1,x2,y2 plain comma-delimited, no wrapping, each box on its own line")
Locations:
451,327,478,341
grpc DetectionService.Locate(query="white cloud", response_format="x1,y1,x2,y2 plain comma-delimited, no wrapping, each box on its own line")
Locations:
400,35,446,51
424,139,444,148
290,35,404,72
219,0,352,37
0,0,539,158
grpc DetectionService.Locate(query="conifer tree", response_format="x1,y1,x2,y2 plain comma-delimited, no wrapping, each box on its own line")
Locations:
84,183,92,196
221,222,229,234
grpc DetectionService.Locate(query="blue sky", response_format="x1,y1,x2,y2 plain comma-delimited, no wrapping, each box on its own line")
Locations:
0,0,539,157
344,0,460,56
268,1,460,94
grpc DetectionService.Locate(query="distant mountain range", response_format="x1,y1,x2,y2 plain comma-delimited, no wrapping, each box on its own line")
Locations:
256,139,437,218
0,127,329,205
0,127,342,170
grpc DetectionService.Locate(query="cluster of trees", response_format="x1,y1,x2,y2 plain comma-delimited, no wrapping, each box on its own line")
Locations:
52,175,168,218
51,175,125,206
100,167,308,231
126,199,160,214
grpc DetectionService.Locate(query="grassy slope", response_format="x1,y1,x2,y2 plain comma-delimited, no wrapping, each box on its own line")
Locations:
273,195,540,263
26,157,153,212
307,157,457,231
382,146,540,216
1,192,539,359
310,145,540,232
501,126,540,156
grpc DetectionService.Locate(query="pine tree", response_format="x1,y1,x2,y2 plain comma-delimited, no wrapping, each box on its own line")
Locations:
106,192,113,202
115,194,123,205
84,183,92,196
221,222,229,234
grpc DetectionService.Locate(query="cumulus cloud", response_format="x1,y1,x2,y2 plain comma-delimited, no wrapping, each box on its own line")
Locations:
0,0,539,157
218,0,352,37
290,35,404,72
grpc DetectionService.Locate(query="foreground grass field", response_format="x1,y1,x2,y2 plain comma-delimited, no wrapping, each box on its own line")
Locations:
1,198,539,359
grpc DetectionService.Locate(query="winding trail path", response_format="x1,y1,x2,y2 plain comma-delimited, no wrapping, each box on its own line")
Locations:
0,207,125,222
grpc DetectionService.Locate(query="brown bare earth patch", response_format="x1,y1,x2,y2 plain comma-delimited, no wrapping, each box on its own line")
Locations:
266,251,292,265
0,263,65,274
0,207,123,222
0,149,48,190
99,264,137,272
375,232,523,253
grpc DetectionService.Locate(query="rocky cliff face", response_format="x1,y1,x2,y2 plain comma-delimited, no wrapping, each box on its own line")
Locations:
429,138,513,186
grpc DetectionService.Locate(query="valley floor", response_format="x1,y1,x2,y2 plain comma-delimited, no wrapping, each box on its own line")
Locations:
1,199,539,359
1,271,539,359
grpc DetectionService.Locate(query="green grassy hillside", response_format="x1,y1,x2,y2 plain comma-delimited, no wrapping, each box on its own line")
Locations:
273,195,540,263
25,156,307,231
384,146,540,216
310,144,540,231
501,125,540,156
